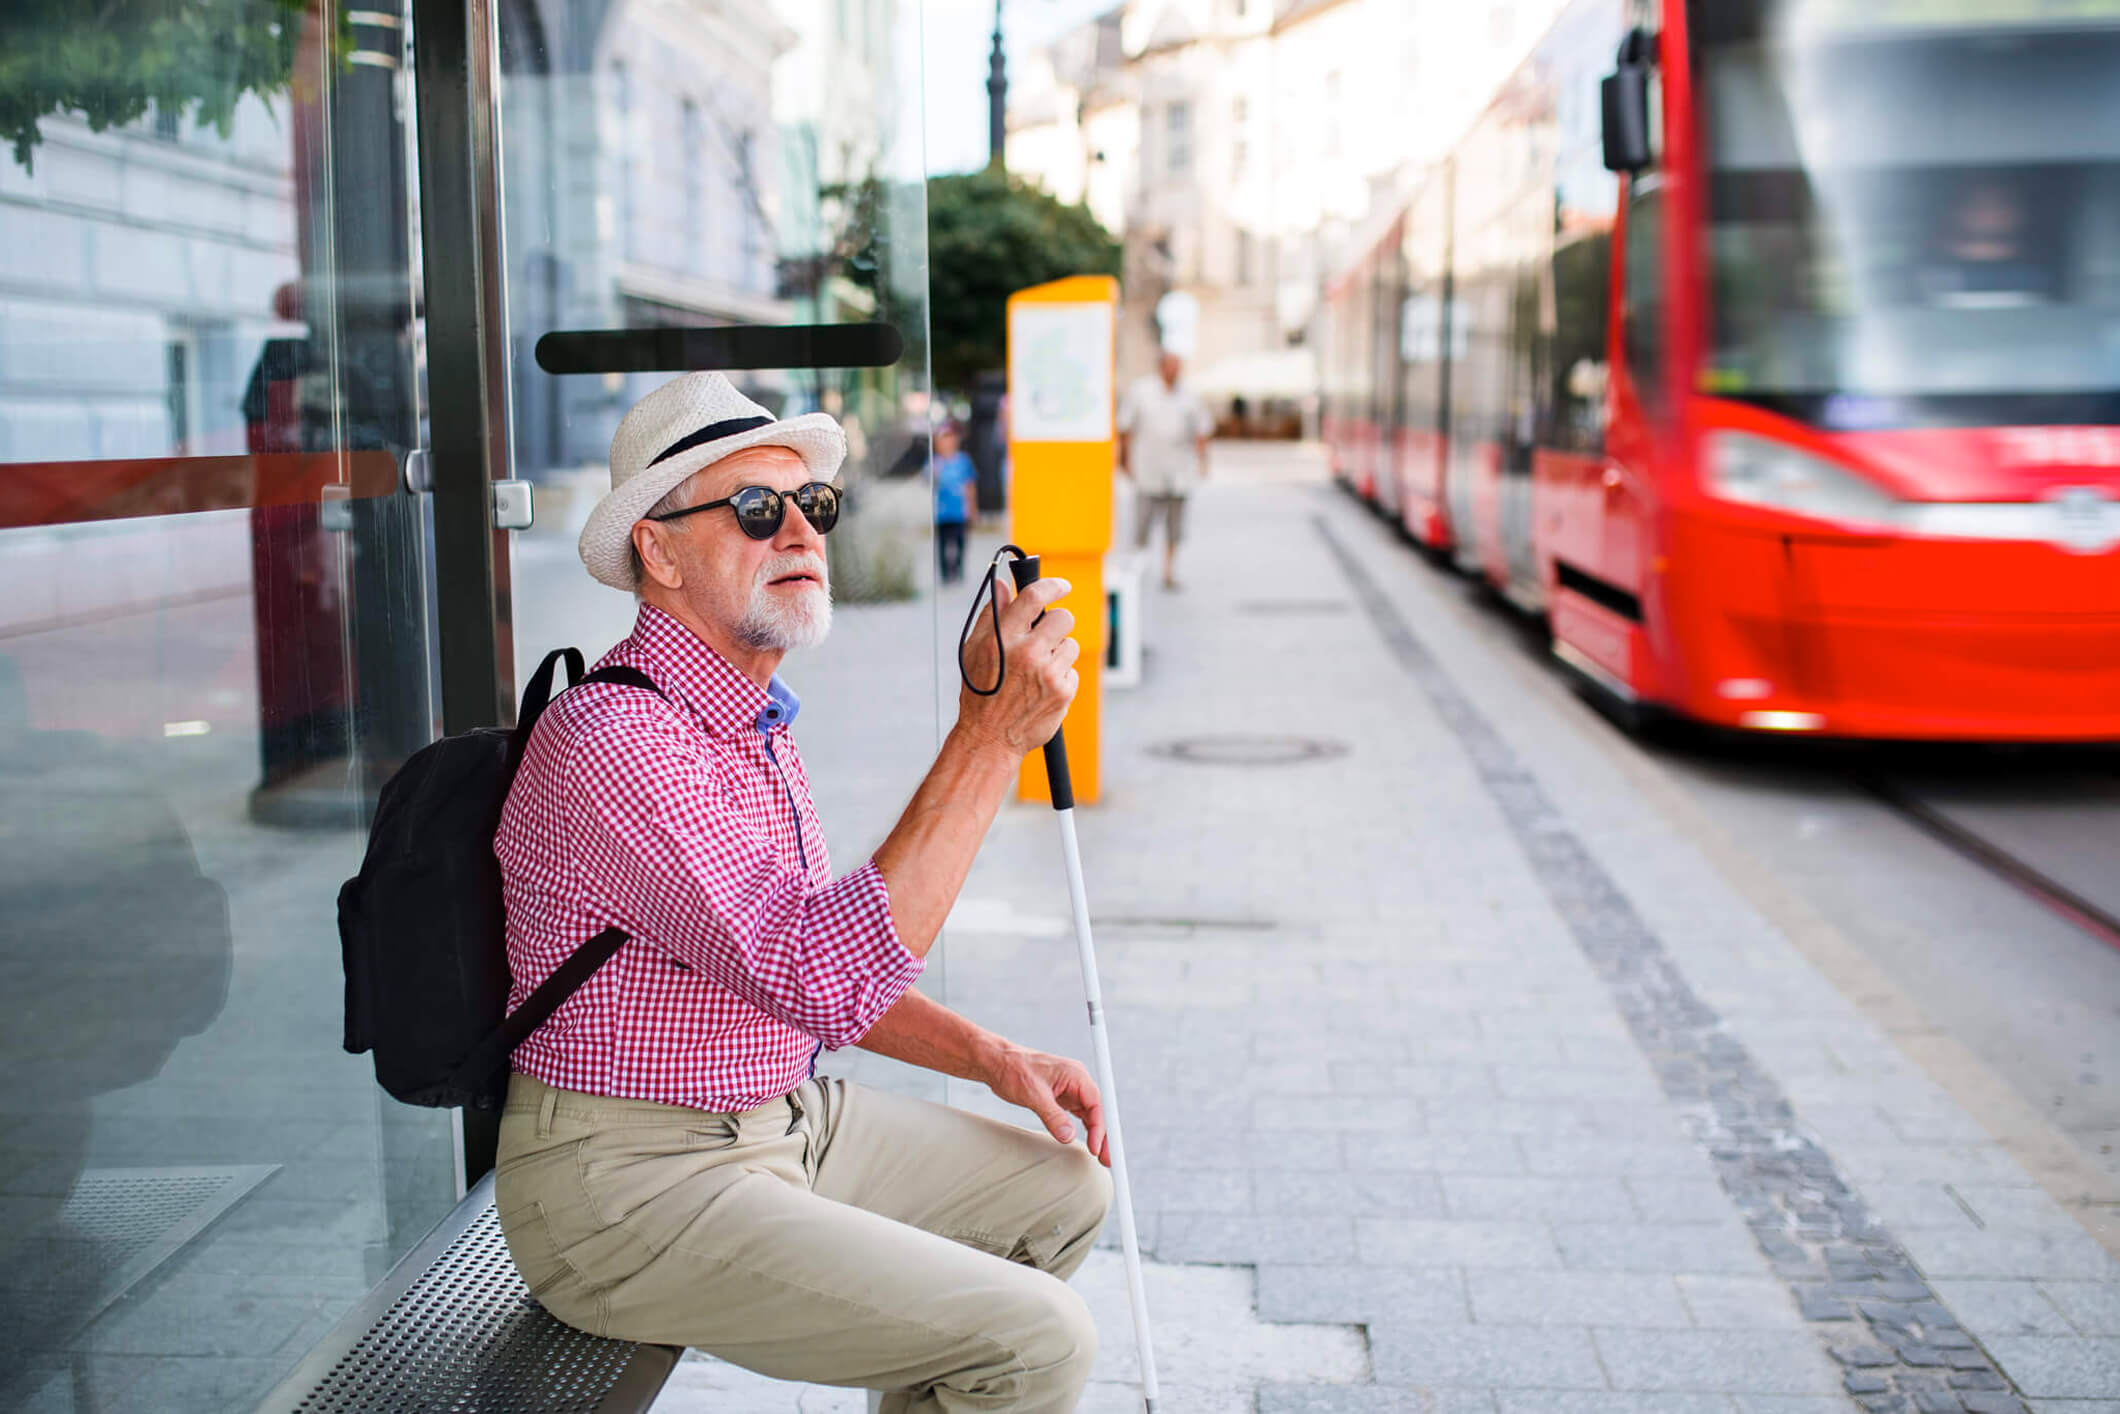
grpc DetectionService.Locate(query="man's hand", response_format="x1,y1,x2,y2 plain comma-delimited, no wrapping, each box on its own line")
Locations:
859,994,1109,1165
981,1040,1109,1165
956,574,1080,755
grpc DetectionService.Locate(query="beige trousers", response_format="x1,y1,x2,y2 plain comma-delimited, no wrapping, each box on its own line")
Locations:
1133,492,1188,550
494,1071,1113,1412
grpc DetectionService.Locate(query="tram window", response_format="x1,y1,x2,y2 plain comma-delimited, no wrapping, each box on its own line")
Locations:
1550,231,1611,453
1623,183,1666,414
1505,263,1543,474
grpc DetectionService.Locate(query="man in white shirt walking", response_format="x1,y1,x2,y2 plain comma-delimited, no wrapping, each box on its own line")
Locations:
1117,351,1214,590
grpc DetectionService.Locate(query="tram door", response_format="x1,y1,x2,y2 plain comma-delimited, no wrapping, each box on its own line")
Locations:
482,0,947,1105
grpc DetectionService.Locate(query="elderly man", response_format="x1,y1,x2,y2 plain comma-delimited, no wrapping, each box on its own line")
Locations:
1118,350,1214,590
493,372,1110,1412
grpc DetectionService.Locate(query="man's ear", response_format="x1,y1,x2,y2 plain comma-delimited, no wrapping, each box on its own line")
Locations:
633,521,685,591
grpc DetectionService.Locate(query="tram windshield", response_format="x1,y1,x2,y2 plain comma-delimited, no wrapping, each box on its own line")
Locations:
1691,1,2120,430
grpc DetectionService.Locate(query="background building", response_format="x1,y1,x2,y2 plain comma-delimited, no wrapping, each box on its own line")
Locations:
499,0,798,478
0,102,301,467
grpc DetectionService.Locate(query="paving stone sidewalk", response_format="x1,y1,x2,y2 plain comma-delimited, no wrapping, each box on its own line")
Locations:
650,444,2120,1412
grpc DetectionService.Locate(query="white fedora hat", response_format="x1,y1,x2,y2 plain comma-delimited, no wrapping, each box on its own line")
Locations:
579,372,848,591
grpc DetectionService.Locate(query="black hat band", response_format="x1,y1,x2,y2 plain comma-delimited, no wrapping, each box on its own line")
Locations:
647,414,775,468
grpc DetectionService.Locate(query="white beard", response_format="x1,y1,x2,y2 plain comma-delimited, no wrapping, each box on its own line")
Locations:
734,552,832,651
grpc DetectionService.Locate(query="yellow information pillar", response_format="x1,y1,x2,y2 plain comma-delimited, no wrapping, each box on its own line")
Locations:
1007,275,1118,806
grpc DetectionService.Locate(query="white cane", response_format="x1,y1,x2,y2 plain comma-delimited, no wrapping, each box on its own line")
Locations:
1004,551,1161,1413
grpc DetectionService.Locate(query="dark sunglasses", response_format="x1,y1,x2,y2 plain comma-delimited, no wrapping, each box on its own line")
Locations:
648,482,841,540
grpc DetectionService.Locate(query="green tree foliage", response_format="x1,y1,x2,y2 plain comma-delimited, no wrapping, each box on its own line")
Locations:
2,0,313,173
924,167,1120,396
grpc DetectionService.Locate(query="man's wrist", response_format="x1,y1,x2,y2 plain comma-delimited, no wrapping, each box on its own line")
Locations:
946,719,1020,771
967,1031,1015,1088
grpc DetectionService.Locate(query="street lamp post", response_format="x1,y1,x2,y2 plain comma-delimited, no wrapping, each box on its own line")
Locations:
987,0,1006,168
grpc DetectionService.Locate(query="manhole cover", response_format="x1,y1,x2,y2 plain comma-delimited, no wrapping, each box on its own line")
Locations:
1237,599,1350,615
1147,735,1349,766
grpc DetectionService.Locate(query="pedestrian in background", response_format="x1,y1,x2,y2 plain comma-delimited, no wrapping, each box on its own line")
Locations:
1118,350,1213,590
932,420,977,585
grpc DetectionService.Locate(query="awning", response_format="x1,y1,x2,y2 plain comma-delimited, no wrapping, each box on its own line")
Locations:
1186,347,1317,399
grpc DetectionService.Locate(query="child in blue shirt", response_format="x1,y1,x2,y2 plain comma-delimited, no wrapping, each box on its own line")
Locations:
932,421,978,584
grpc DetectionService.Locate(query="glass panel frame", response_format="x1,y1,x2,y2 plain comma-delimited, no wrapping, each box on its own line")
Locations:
0,5,460,1408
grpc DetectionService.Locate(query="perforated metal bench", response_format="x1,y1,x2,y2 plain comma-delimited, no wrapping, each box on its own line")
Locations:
255,1173,679,1413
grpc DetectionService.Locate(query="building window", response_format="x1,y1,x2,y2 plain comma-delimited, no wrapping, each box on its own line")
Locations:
154,103,180,142
1236,229,1253,286
682,99,706,273
1166,101,1191,177
613,62,638,262
738,130,762,287
165,339,191,451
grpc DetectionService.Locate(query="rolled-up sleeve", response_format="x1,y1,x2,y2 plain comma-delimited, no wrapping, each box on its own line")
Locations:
559,711,923,1048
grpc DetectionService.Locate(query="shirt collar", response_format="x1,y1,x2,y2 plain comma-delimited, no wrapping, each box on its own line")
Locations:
759,675,801,733
622,603,796,737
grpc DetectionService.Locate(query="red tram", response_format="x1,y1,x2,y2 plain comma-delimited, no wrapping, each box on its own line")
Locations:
1321,0,2120,739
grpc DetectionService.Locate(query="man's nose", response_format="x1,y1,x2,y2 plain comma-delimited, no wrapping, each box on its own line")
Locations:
775,500,826,555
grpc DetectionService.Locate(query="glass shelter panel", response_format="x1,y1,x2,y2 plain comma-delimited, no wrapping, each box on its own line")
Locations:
0,7,455,1411
491,0,946,1099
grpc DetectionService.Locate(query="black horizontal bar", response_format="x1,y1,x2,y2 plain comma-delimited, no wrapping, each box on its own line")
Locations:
534,323,904,375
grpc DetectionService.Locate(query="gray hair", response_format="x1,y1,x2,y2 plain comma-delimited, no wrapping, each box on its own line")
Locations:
628,474,700,591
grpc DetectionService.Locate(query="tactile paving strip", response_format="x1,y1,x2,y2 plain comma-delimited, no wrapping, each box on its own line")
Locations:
1322,514,2028,1414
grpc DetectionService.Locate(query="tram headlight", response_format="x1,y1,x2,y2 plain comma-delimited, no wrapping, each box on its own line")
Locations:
1705,432,1900,529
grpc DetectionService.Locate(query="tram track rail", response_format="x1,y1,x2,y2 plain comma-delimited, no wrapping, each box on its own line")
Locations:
1856,774,2120,954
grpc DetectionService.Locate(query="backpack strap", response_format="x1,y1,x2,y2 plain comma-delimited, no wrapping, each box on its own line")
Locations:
499,657,663,797
577,664,664,696
502,648,586,790
445,924,630,1102
452,658,672,1104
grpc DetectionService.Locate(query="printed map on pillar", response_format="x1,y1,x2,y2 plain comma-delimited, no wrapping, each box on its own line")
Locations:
1007,275,1117,806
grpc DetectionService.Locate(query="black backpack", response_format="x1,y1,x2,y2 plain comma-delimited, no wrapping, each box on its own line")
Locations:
337,648,663,1110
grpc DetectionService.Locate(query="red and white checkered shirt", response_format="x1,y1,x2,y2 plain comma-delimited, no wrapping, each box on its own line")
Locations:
495,603,922,1110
